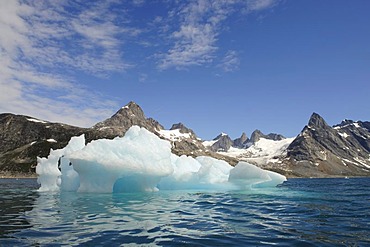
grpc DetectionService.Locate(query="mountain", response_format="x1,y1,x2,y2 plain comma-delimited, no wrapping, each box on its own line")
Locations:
0,102,237,177
206,130,294,174
0,102,166,177
0,113,86,176
233,132,249,148
91,101,164,140
206,130,285,152
157,122,204,155
249,130,285,144
1,103,369,178
211,112,370,177
209,133,234,152
284,113,370,177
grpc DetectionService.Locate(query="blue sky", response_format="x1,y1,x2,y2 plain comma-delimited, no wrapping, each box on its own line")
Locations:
1,0,369,140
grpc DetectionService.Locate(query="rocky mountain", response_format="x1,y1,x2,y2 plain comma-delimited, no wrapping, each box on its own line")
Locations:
209,133,234,152
0,102,236,177
207,130,285,152
91,101,164,140
283,113,370,177
249,130,285,144
156,123,237,165
1,102,369,178
0,114,86,176
233,132,248,148
212,113,370,177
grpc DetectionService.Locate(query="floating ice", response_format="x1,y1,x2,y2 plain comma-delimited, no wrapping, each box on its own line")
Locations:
36,126,286,193
229,162,286,188
36,135,85,192
69,126,173,193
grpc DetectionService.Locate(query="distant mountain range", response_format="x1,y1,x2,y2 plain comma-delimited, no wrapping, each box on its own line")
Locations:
1,101,369,178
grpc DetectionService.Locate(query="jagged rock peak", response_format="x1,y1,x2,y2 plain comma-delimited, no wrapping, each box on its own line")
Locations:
265,133,285,141
249,129,285,144
250,129,264,143
147,118,164,131
121,101,138,109
341,119,354,125
237,132,248,143
333,119,354,128
115,101,144,116
308,112,329,129
170,122,196,136
213,132,228,141
233,132,249,148
210,134,233,152
92,101,161,135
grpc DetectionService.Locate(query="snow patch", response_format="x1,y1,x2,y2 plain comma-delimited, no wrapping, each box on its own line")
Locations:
27,118,47,124
307,126,316,131
338,132,349,138
47,139,57,143
158,129,191,141
202,140,217,147
342,158,370,169
354,157,370,169
218,137,295,166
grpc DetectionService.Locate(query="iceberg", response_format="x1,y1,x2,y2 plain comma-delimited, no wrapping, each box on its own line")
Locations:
36,134,85,192
36,126,286,193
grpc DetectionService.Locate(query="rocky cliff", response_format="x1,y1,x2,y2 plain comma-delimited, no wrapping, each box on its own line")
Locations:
0,113,86,176
284,113,370,177
91,101,164,140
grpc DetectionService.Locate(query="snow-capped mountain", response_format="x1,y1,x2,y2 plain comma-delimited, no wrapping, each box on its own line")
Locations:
202,129,294,171
285,113,370,177
204,129,286,153
201,113,370,177
1,101,369,178
216,137,295,167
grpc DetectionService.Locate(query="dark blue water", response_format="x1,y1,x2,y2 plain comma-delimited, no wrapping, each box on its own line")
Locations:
0,178,369,246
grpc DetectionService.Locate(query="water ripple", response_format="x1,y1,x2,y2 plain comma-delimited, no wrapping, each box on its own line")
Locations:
0,178,370,246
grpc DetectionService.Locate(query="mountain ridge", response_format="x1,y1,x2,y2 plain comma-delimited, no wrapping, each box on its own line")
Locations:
1,102,369,178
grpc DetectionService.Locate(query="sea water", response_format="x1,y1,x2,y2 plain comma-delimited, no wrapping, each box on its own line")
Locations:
0,178,369,246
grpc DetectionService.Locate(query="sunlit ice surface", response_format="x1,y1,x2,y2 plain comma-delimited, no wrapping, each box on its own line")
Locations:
36,126,286,193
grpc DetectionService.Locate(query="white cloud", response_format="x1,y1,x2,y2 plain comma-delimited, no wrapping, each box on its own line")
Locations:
0,0,283,126
158,0,280,70
246,0,280,12
0,0,131,126
158,0,229,70
132,0,145,6
220,50,240,72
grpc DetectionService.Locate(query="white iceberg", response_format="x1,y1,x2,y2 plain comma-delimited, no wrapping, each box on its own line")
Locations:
36,126,286,193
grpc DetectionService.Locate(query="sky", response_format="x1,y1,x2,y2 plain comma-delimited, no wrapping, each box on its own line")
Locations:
1,0,369,140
